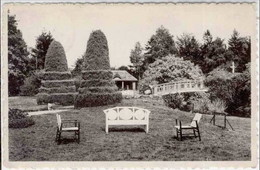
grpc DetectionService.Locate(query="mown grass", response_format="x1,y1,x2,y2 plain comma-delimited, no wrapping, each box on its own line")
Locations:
9,97,251,161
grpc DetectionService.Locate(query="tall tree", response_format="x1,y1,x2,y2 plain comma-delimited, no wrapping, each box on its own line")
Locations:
200,30,227,73
144,26,177,66
129,42,144,79
31,31,54,70
176,33,201,65
8,14,30,96
226,30,250,72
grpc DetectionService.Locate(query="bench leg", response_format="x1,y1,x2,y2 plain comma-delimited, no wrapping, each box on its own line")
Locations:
146,124,149,133
105,124,108,134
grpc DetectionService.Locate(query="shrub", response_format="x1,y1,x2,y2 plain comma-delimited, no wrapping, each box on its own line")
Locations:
163,92,211,113
36,93,76,105
41,80,75,88
44,40,68,72
205,66,251,117
9,109,35,128
20,74,41,96
83,30,110,70
139,55,204,93
80,80,115,88
78,86,118,93
75,30,122,107
162,93,184,109
208,98,227,114
75,92,122,107
81,70,113,80
40,71,72,80
38,86,76,94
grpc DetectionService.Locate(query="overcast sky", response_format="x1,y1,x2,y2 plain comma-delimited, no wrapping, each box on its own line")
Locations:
8,3,255,69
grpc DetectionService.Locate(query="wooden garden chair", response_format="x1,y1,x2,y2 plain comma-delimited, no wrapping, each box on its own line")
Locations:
174,113,202,141
56,114,80,144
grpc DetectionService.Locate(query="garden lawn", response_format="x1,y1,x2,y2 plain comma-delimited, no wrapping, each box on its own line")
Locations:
9,97,251,161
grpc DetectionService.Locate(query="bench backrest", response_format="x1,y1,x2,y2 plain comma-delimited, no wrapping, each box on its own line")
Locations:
190,113,202,127
104,107,150,121
56,114,61,129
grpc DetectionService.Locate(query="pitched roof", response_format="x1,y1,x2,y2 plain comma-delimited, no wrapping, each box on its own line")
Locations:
111,70,138,81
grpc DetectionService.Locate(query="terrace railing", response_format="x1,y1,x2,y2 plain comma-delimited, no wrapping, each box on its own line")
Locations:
151,80,208,95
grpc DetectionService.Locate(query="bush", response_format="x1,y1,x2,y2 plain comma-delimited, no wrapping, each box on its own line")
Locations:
9,109,35,128
44,41,69,72
83,30,110,70
163,92,211,113
36,93,76,105
40,71,72,80
75,92,122,107
205,66,251,117
75,30,122,107
38,86,76,94
78,86,118,93
20,74,41,96
80,80,115,87
162,93,184,109
81,70,113,80
41,80,75,88
139,55,204,93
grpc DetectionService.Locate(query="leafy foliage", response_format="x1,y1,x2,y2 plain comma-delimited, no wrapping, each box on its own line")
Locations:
44,40,68,72
75,30,122,107
20,73,41,96
71,57,83,77
8,14,30,96
129,42,145,79
83,30,110,70
205,65,251,117
226,30,251,72
176,33,201,65
140,55,204,87
37,93,76,105
200,30,227,73
143,26,177,66
9,109,35,128
31,31,54,70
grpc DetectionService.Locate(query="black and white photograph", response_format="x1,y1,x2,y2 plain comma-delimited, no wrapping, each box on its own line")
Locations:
1,1,258,168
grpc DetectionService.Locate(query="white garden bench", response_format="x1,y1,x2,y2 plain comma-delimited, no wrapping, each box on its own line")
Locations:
103,107,150,133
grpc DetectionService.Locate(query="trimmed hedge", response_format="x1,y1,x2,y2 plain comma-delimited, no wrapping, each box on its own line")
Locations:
74,92,122,107
81,70,113,80
39,86,76,94
36,93,77,105
40,71,72,80
80,80,115,88
83,30,110,70
45,40,69,72
9,109,35,128
41,80,75,88
78,86,118,93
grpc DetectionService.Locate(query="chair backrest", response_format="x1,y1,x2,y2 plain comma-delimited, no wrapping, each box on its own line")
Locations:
190,113,202,127
56,114,61,129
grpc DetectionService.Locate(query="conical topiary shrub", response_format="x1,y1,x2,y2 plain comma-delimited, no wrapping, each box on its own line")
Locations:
36,40,77,105
74,30,122,107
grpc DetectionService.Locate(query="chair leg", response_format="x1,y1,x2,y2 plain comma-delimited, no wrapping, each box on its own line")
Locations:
78,130,80,143
180,129,183,141
176,129,179,140
55,129,59,142
197,127,201,141
193,129,197,137
57,132,61,144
